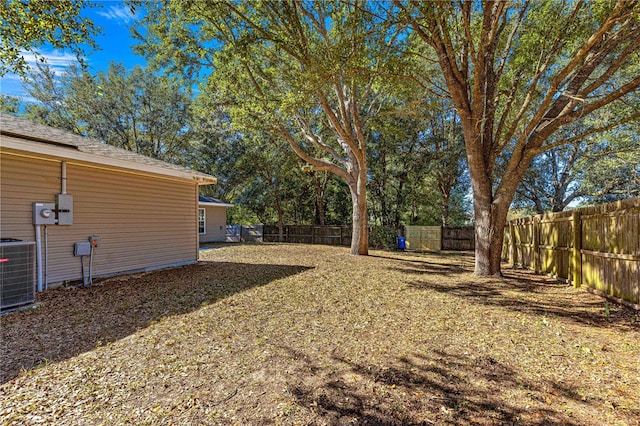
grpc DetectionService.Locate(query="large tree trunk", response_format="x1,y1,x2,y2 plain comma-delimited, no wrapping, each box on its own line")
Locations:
348,167,369,255
473,196,510,276
350,188,368,255
466,126,512,276
470,148,525,276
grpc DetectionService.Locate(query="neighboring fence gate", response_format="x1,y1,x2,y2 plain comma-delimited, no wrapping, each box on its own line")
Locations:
226,225,263,243
502,197,640,307
404,226,442,251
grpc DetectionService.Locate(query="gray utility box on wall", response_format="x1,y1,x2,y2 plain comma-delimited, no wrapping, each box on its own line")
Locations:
74,242,91,256
0,241,36,311
56,194,73,225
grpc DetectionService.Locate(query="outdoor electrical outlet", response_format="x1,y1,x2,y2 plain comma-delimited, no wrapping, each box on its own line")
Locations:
89,236,100,247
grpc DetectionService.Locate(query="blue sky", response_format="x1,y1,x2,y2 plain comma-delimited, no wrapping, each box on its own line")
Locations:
1,1,146,100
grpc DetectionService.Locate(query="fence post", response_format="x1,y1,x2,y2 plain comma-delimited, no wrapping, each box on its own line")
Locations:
571,211,582,288
532,216,540,273
509,221,517,267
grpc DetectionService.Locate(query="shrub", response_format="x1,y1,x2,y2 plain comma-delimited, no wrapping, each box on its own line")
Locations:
368,226,398,250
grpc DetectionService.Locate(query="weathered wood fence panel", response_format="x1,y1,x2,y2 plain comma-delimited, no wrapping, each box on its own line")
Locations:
263,225,352,246
405,226,442,252
261,225,475,251
539,215,573,279
288,225,313,244
581,206,640,304
442,226,475,250
502,197,640,307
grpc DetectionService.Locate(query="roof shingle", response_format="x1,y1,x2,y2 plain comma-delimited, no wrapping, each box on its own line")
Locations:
0,113,216,183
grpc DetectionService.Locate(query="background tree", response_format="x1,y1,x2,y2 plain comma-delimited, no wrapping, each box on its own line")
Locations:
368,101,431,227
395,0,640,276
423,99,467,227
511,143,585,214
191,98,352,228
368,94,468,228
579,153,640,203
0,0,98,77
24,62,196,165
512,104,640,213
199,127,313,239
135,0,406,255
0,94,20,114
22,62,81,132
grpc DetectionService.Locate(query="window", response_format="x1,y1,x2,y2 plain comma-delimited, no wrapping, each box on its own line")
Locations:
198,208,206,234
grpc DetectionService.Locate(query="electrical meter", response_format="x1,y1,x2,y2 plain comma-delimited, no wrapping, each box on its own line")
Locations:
32,202,56,225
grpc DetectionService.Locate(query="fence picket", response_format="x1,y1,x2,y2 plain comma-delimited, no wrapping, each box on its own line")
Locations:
503,198,640,307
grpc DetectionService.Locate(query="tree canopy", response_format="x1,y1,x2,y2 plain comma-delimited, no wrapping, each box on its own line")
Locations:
24,62,196,165
0,0,99,77
135,0,409,255
395,0,640,275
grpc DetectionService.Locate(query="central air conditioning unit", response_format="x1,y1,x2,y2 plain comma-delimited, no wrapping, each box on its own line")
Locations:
1,240,36,311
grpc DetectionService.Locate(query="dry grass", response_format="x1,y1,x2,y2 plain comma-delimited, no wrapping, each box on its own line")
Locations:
1,243,639,425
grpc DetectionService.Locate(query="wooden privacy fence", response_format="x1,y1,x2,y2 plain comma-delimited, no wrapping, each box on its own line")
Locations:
263,224,475,251
405,226,441,251
226,225,264,242
502,197,640,307
404,226,475,251
263,225,353,246
442,226,475,250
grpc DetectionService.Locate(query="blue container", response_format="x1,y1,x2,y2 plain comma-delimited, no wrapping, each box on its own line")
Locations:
397,236,406,250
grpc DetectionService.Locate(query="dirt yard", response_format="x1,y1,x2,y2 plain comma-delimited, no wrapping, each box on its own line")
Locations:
1,244,639,425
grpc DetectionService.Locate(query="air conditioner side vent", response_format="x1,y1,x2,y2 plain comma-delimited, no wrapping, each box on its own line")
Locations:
1,241,36,311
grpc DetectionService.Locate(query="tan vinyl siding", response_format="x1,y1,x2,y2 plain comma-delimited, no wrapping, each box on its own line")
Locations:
1,155,61,239
200,205,227,243
1,152,198,284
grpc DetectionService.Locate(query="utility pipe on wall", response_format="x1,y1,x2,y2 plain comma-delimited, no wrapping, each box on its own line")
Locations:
35,225,43,292
61,161,67,194
44,225,49,290
89,245,94,286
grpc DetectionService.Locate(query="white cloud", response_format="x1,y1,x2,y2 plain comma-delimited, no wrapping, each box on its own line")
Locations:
20,49,79,73
0,49,80,99
97,5,137,24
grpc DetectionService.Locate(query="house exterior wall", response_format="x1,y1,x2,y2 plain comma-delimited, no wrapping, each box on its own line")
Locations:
199,205,227,243
1,151,198,285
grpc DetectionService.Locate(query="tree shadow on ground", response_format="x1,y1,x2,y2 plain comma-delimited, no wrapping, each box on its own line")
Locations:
283,345,592,425
0,261,312,384
371,251,476,277
405,262,639,331
199,243,234,250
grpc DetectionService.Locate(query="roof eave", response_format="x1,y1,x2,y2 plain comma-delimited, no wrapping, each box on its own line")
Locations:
199,202,234,207
1,136,217,184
